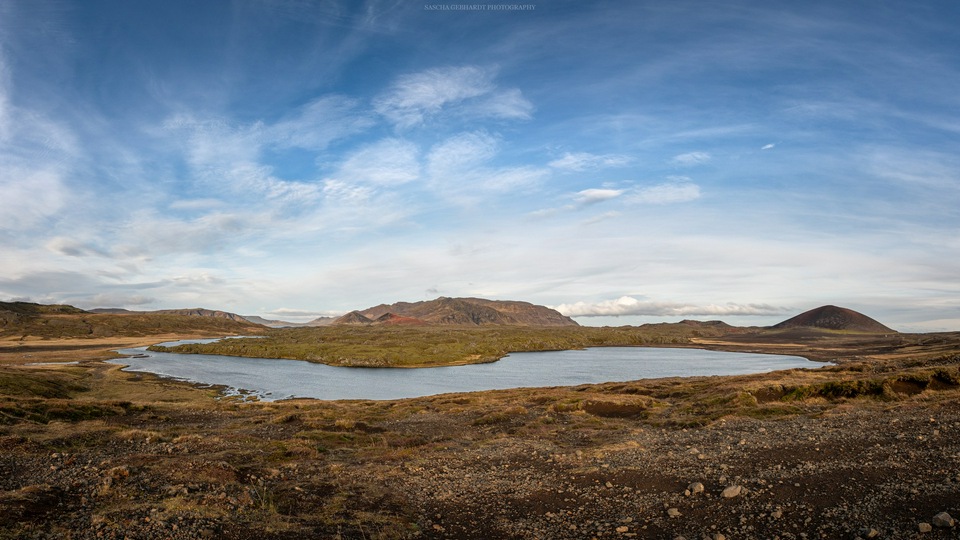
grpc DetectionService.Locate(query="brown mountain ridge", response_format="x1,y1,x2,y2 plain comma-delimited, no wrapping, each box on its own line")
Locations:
336,297,579,327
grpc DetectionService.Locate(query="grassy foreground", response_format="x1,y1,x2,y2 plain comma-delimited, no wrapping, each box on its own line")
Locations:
2,329,960,538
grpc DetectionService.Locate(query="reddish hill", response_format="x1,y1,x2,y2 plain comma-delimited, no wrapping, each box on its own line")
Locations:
772,305,895,333
352,297,579,327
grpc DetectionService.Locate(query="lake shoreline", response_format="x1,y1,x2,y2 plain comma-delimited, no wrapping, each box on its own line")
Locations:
109,343,820,402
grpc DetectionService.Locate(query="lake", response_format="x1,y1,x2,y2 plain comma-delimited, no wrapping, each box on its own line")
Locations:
108,340,820,401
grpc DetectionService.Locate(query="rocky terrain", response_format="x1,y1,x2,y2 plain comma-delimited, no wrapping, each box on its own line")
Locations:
2,303,959,539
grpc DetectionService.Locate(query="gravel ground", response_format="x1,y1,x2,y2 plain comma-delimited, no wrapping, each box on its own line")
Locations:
3,334,960,539
393,402,960,539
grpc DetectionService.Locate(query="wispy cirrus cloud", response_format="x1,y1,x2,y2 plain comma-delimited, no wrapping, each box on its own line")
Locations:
531,177,700,220
336,138,420,186
374,66,532,129
628,178,701,204
164,113,327,208
549,152,632,172
0,167,67,231
574,188,625,205
266,95,374,150
670,151,711,166
0,50,10,140
554,296,791,318
426,131,547,201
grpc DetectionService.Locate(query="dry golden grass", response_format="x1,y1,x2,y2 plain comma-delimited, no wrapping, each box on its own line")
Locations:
1,329,959,538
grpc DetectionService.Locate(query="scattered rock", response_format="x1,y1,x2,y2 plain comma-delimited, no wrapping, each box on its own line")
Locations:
687,481,705,495
918,522,932,533
932,512,955,528
667,507,682,518
720,485,742,498
858,527,879,538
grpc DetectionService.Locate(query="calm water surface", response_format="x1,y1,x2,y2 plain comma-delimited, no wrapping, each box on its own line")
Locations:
108,339,820,401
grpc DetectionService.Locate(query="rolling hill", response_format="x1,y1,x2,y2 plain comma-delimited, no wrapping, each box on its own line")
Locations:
2,302,263,338
771,305,896,333
344,297,579,327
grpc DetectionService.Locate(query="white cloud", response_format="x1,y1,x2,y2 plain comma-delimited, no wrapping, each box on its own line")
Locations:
0,167,67,230
761,143,776,150
45,237,108,258
574,188,625,205
671,151,711,166
533,181,685,220
115,211,255,257
0,50,10,141
554,296,790,318
168,198,225,211
336,138,420,186
467,88,534,121
322,179,375,203
549,152,632,171
629,180,701,204
266,95,374,150
479,166,547,192
427,131,500,176
526,206,569,219
861,147,960,190
374,66,530,128
167,115,324,206
426,131,547,199
85,293,157,308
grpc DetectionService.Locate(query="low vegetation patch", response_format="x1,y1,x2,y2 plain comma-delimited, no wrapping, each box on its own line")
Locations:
148,325,719,367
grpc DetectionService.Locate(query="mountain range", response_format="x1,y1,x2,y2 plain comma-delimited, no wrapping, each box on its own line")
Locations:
88,308,329,328
4,299,900,333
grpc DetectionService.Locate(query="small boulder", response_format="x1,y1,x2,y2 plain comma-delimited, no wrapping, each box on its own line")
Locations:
687,482,705,495
667,507,681,518
932,512,955,528
918,522,932,533
721,485,742,498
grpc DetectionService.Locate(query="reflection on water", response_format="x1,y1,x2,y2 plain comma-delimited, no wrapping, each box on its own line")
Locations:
108,343,820,401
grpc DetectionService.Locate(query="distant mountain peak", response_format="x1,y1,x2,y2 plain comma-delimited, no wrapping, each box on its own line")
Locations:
334,311,374,325
772,305,895,333
340,297,579,327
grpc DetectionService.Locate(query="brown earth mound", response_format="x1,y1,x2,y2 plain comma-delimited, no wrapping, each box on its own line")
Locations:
772,305,895,333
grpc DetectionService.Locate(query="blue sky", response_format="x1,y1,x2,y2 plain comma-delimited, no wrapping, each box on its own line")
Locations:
1,0,958,331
